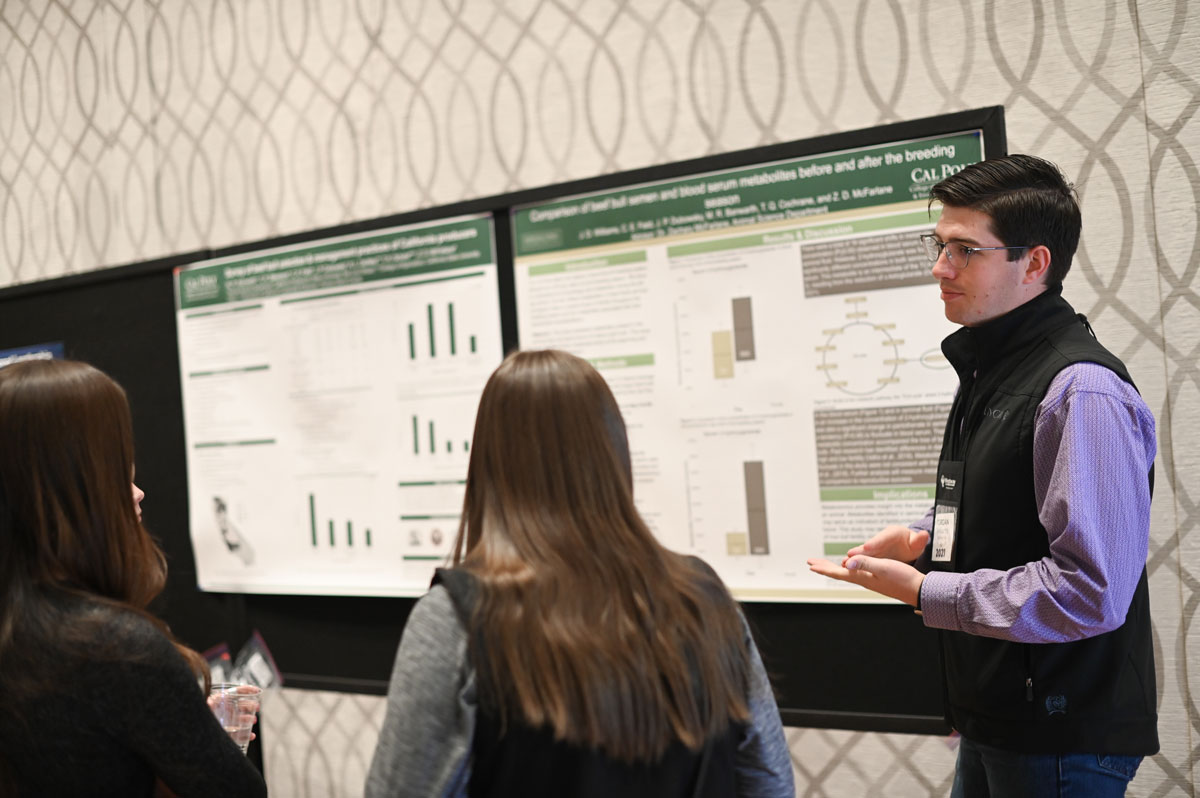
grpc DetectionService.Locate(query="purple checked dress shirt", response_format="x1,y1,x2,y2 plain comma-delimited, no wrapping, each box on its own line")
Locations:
914,361,1156,643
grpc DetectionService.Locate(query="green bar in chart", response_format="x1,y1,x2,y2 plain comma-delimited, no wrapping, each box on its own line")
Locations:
308,493,370,549
427,303,436,357
408,323,416,360
470,335,476,353
449,303,456,355
410,416,466,456
309,493,317,547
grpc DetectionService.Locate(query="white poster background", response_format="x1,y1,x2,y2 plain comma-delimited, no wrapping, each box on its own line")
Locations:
512,134,981,601
175,215,503,596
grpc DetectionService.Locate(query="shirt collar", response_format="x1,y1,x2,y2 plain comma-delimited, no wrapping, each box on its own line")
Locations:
941,285,1078,383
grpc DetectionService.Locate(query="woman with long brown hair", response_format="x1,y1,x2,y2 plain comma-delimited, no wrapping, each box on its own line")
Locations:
366,349,793,797
0,359,266,797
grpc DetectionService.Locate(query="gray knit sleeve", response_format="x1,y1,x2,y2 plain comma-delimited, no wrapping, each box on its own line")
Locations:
365,585,476,798
736,612,796,798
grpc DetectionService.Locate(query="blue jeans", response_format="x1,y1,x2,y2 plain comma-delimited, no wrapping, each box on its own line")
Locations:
950,736,1142,797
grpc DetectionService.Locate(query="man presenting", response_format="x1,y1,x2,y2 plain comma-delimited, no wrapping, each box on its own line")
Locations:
808,154,1158,796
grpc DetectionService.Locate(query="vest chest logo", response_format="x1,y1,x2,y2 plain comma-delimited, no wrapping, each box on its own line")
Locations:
982,406,1011,422
939,475,957,490
1045,695,1068,716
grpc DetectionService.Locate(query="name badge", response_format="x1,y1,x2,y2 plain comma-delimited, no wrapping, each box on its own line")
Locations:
932,460,963,564
932,506,955,562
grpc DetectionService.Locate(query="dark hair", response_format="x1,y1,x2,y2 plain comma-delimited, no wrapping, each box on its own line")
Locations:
930,154,1082,288
0,360,206,682
451,349,751,763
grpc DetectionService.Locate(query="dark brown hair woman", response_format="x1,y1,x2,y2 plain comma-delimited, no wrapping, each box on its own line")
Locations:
0,359,266,798
366,349,794,798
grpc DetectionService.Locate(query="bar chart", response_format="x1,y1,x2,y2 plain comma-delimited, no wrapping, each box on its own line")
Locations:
409,413,471,456
404,301,479,359
681,408,804,567
715,463,770,556
675,281,785,391
710,296,757,379
392,271,489,369
303,481,377,553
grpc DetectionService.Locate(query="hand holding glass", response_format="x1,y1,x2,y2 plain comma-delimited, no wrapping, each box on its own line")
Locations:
208,683,262,754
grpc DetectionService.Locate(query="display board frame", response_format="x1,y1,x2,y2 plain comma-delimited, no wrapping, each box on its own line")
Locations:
0,106,1005,732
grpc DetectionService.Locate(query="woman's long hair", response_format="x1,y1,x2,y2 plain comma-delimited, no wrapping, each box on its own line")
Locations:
0,359,206,682
451,349,751,763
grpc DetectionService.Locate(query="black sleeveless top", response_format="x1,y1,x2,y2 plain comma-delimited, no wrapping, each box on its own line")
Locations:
433,566,741,798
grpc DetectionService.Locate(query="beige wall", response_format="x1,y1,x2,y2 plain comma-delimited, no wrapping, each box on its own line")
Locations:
2,1,1196,794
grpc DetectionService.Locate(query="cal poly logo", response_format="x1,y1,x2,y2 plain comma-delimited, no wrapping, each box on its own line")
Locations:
182,272,220,302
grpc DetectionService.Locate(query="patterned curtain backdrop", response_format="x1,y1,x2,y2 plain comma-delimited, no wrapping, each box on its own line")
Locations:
2,1,1197,795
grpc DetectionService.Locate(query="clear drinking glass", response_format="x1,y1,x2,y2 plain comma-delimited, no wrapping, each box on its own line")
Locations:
209,683,262,754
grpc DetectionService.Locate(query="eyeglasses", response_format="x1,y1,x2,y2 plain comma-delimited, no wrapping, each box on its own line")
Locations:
919,234,1028,270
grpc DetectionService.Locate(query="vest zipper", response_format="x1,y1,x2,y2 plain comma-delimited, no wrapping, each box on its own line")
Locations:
1024,645,1034,703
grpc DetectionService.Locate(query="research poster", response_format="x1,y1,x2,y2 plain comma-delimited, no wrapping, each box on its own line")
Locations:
175,215,503,596
512,132,984,601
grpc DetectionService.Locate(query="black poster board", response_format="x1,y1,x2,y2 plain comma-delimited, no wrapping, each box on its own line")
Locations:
0,107,1005,733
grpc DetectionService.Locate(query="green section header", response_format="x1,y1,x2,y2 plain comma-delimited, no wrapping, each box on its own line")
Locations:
189,364,269,378
176,216,494,310
528,249,647,276
193,438,278,449
512,132,984,257
819,485,936,501
589,353,656,369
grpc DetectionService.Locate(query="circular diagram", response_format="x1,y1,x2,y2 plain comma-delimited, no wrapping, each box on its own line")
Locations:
819,320,900,395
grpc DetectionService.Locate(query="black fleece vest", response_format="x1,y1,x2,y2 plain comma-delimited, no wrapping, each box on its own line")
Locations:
930,288,1158,755
431,567,739,798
